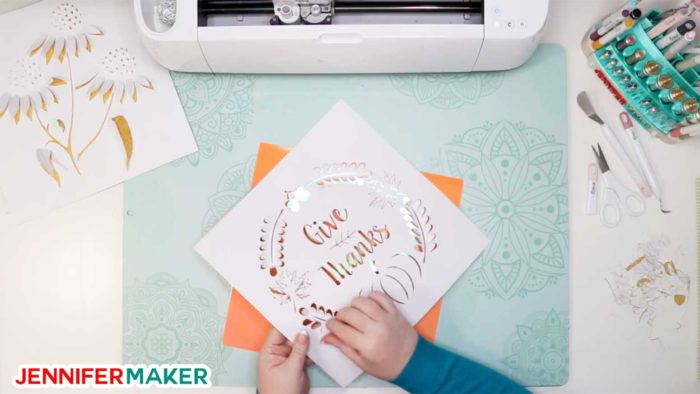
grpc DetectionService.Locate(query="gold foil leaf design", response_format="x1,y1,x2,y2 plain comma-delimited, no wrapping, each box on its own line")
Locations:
50,77,66,86
112,115,133,169
625,256,645,271
36,149,61,187
663,261,677,276
29,35,47,56
636,277,651,287
674,294,686,305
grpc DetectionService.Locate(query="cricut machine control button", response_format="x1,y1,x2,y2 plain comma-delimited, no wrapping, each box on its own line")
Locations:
506,20,514,29
518,19,527,28
494,20,501,29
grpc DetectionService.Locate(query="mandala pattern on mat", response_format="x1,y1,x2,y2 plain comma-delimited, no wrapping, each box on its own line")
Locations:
390,73,505,109
123,273,230,382
201,155,257,234
502,309,569,386
439,120,567,299
171,72,254,165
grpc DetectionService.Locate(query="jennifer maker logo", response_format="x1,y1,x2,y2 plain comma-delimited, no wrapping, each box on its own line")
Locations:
13,364,211,388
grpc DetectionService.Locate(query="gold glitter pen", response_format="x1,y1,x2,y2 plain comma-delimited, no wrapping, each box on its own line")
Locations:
625,49,646,65
647,74,673,91
672,99,698,116
636,61,661,78
659,87,685,104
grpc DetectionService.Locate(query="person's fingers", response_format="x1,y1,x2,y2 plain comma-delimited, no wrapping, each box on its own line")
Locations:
369,292,396,313
262,328,287,350
322,333,363,366
268,344,292,357
351,297,385,321
304,357,314,367
326,318,364,346
284,330,310,371
336,307,373,332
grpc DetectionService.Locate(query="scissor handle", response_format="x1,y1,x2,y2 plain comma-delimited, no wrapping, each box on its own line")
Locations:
600,173,646,227
601,193,623,228
619,190,646,217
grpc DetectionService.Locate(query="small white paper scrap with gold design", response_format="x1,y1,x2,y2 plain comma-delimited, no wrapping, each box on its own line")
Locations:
195,101,488,386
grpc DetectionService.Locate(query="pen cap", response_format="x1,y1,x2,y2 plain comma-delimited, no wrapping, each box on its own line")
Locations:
676,54,700,72
677,20,697,35
619,111,634,129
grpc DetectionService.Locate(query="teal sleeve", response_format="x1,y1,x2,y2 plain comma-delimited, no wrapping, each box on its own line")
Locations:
391,336,530,394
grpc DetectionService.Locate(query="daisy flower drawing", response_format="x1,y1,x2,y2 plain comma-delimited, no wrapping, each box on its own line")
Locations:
0,2,154,187
29,2,103,64
0,59,65,125
75,47,155,164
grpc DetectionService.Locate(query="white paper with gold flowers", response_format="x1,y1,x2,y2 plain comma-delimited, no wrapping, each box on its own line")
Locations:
195,101,489,386
0,0,196,221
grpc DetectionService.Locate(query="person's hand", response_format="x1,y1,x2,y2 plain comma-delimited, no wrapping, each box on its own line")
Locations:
257,328,311,394
323,292,418,381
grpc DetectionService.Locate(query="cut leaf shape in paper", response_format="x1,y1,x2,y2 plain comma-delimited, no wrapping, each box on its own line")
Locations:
269,270,311,309
112,115,133,169
299,303,337,330
259,212,287,276
36,148,60,187
401,199,438,260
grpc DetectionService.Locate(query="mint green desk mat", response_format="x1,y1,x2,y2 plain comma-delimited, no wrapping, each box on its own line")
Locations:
123,44,569,387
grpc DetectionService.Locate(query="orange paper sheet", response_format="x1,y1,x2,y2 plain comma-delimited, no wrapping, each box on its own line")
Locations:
223,142,464,352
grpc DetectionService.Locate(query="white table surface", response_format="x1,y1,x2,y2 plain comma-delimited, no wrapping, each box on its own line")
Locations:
1,1,699,393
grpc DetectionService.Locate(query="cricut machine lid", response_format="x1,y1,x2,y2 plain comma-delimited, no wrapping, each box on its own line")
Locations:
134,0,549,73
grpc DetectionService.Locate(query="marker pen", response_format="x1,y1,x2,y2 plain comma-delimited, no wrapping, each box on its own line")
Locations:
616,35,637,51
647,7,692,39
619,112,667,213
675,54,700,72
670,122,700,137
592,19,635,50
664,31,696,59
654,20,696,49
591,8,642,41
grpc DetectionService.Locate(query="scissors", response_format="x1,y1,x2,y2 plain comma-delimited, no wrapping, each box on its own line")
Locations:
592,143,646,227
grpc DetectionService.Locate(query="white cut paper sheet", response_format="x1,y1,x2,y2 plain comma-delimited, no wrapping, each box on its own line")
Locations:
0,0,196,221
195,101,488,386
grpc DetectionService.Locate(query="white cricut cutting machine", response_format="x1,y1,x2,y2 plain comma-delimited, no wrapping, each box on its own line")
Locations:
134,0,549,73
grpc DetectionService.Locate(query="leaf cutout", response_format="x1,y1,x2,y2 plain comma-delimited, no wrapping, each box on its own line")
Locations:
402,199,438,262
259,211,287,276
299,302,337,330
36,149,61,187
112,115,133,169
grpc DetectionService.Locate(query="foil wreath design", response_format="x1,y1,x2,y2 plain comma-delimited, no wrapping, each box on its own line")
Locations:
257,162,438,331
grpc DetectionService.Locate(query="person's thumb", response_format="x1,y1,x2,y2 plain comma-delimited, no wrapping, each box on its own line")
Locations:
285,330,310,371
